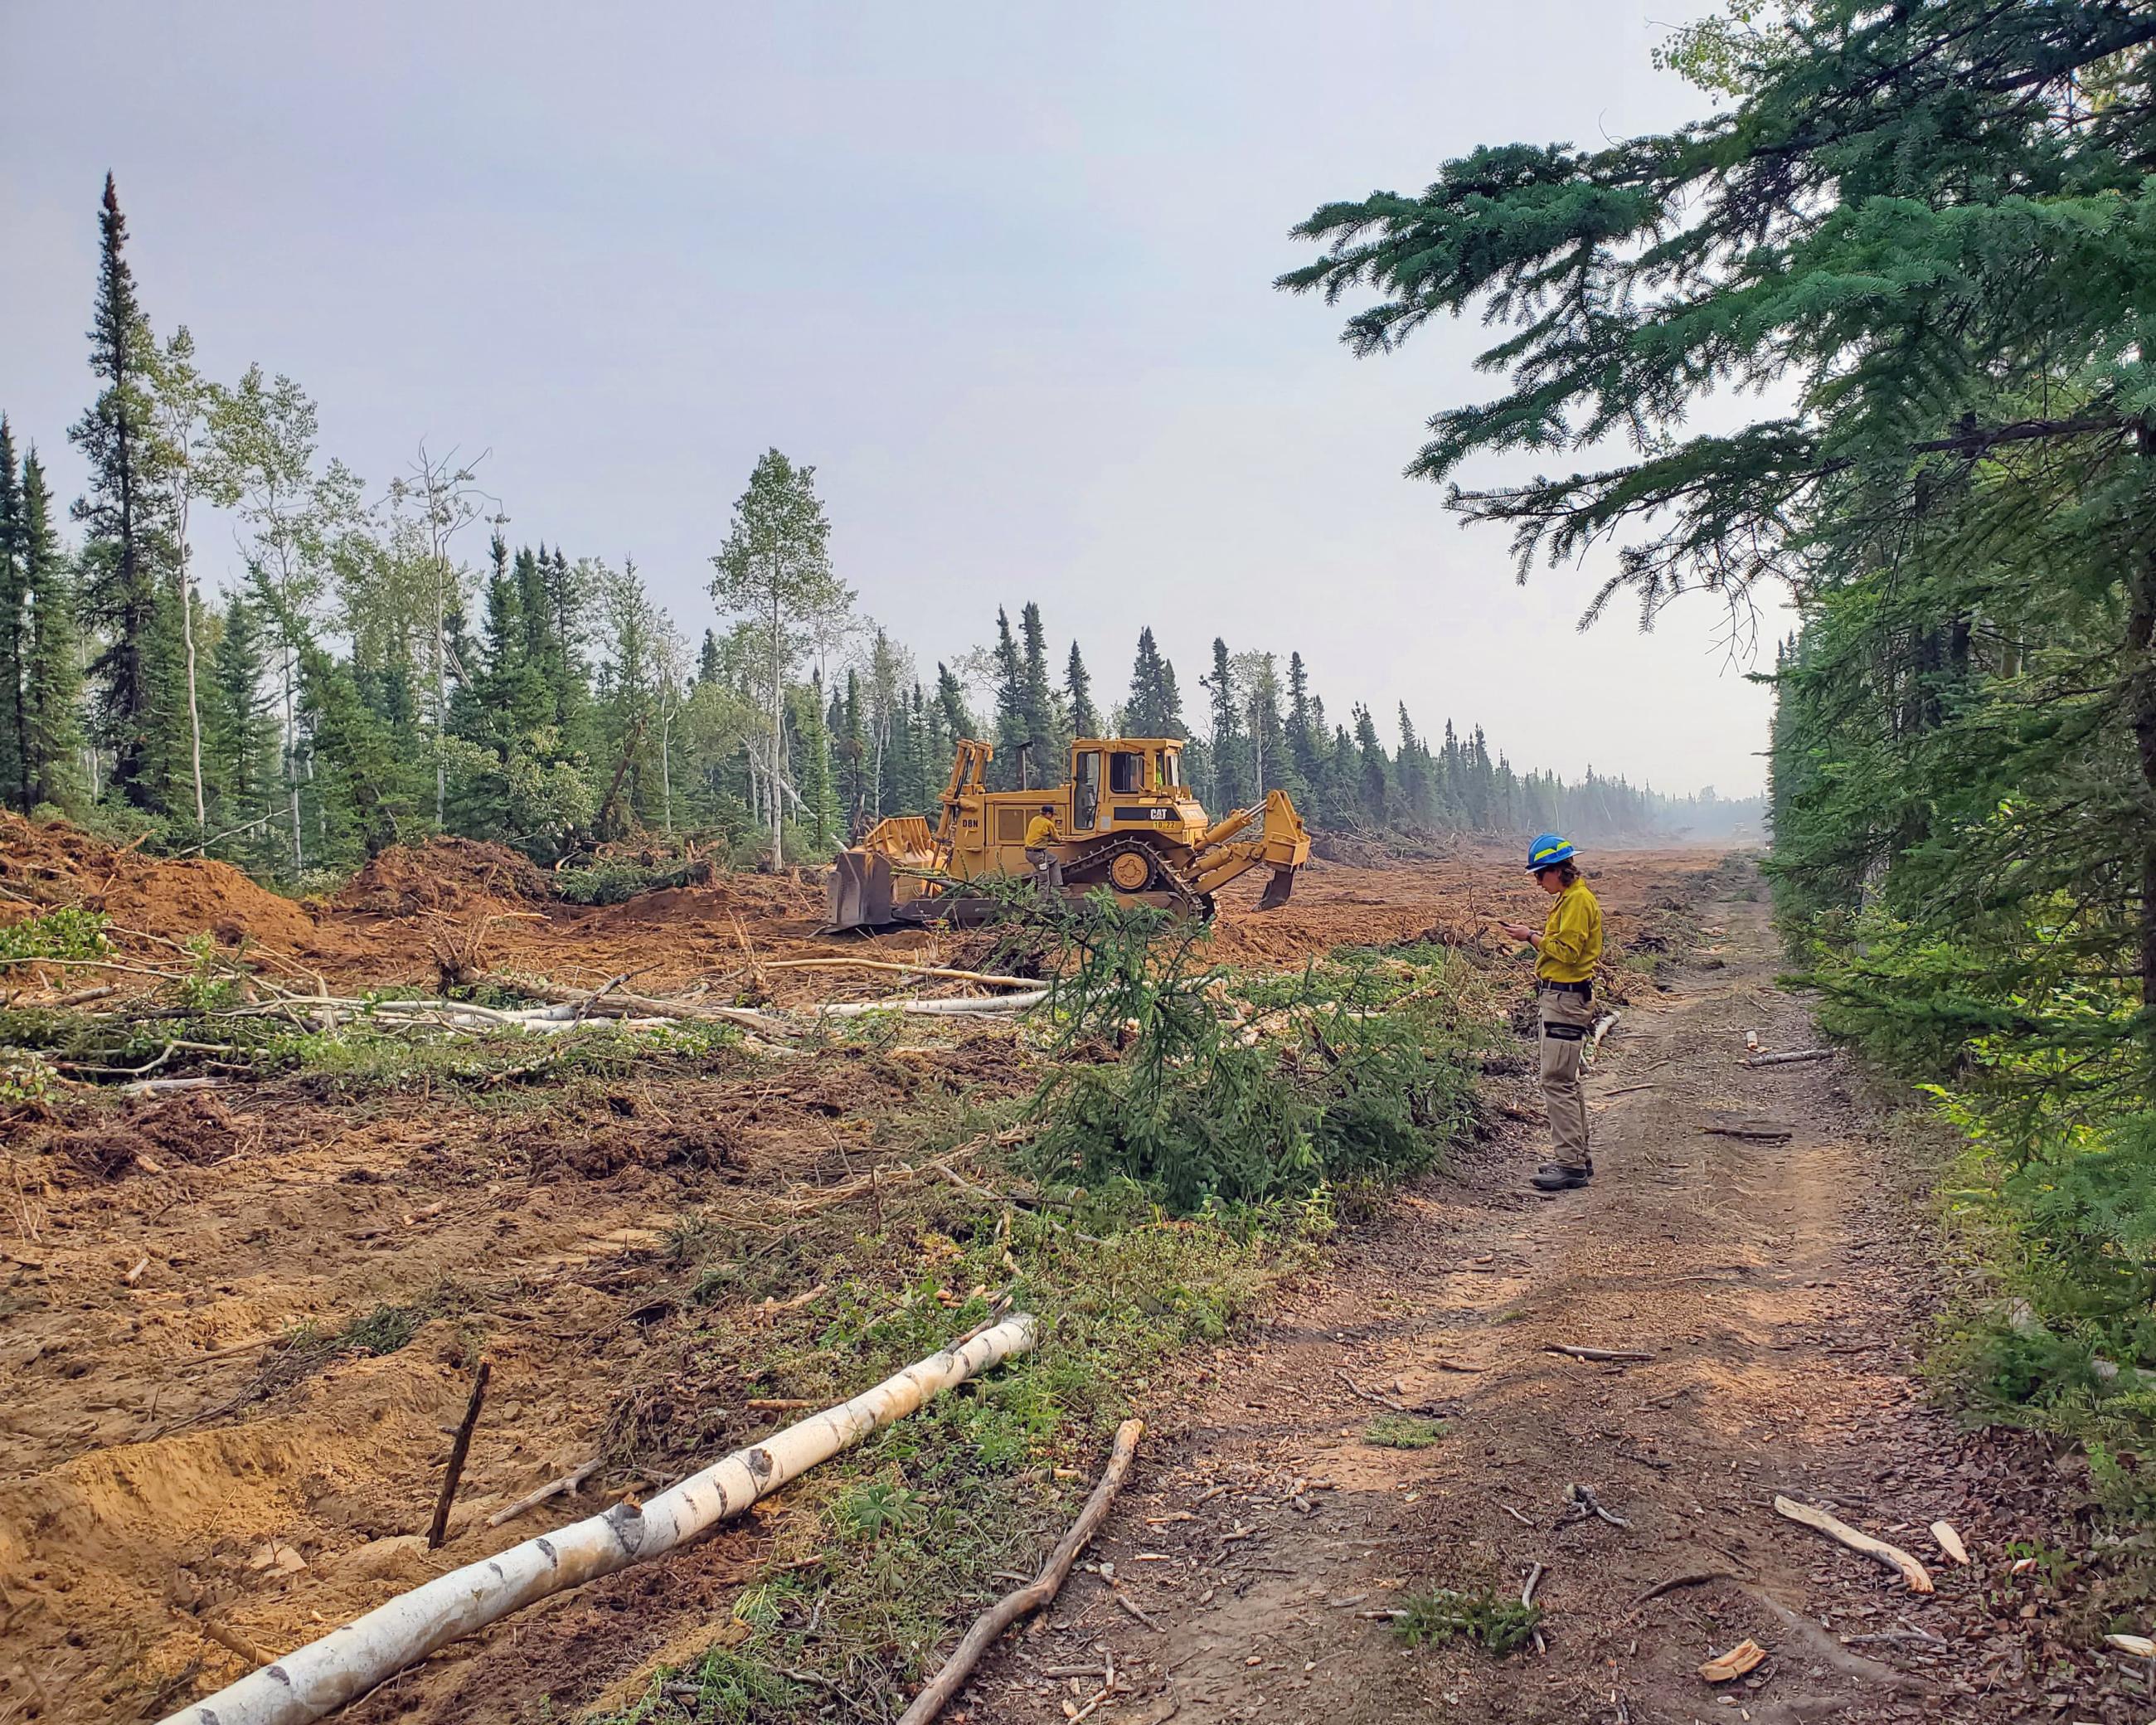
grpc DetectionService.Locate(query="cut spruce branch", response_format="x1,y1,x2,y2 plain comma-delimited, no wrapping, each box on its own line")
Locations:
1546,1344,1654,1363
159,1314,1040,1725
898,1417,1144,1725
1771,1495,1933,1593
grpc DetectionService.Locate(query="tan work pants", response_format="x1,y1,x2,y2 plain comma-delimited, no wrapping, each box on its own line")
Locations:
1537,985,1595,1169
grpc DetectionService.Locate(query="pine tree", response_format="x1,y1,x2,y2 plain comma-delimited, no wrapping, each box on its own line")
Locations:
18,449,84,813
70,173,175,809
0,417,24,810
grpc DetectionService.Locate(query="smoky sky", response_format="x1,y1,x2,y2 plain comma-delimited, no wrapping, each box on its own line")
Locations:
0,0,1773,798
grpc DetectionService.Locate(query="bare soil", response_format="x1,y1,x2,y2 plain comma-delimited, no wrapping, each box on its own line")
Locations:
1,835,2120,1723
958,868,2133,1724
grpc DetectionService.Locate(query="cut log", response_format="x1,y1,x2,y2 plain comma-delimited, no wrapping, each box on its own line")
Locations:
1546,1344,1654,1363
159,1314,1039,1725
897,1417,1144,1725
1772,1495,1933,1593
1743,1049,1834,1067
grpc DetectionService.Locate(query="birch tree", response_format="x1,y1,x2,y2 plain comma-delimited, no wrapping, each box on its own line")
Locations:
207,367,361,876
386,444,493,829
708,449,849,866
144,326,219,827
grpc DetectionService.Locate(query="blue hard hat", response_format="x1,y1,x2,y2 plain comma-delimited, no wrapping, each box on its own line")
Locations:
1526,833,1577,872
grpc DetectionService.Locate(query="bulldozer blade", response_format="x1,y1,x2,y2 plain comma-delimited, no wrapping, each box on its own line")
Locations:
824,850,896,933
1257,863,1296,911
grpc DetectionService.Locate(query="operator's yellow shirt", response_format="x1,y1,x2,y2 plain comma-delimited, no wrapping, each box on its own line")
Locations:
1537,881,1603,984
1024,815,1058,848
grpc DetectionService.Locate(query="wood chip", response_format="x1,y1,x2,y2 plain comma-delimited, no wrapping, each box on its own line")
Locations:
1929,1520,1969,1565
1699,1638,1766,1683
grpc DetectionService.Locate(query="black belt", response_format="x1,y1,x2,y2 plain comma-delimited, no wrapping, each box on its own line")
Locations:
1539,979,1591,996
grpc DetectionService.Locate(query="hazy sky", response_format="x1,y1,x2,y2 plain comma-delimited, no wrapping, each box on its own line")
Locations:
0,0,1776,798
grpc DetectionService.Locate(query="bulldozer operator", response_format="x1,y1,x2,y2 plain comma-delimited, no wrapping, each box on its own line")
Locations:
1498,833,1603,1193
1023,804,1062,893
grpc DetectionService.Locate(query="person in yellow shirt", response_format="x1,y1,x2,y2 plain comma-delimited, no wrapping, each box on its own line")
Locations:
1023,805,1062,893
1498,832,1604,1191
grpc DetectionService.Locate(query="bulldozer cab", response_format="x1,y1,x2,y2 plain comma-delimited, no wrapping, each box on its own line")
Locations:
1068,741,1184,834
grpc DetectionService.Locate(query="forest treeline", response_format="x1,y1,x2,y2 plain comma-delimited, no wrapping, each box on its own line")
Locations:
1284,0,2156,1460
0,177,1749,888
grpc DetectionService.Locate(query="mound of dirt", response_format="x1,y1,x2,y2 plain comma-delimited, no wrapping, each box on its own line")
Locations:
36,1093,253,1183
0,814,320,950
331,838,554,918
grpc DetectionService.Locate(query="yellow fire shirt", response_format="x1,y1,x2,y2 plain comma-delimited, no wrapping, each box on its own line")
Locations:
1537,881,1603,984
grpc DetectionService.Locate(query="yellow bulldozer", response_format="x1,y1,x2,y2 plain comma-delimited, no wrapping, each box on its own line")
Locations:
825,736,1311,932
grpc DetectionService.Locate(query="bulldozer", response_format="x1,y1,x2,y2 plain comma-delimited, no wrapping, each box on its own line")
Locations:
825,736,1311,933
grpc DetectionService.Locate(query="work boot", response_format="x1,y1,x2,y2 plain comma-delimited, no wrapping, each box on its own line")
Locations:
1532,1164,1591,1192
1536,1159,1592,1177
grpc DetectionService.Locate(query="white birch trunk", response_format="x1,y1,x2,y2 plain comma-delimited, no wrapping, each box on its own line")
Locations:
769,573,784,867
160,1315,1038,1725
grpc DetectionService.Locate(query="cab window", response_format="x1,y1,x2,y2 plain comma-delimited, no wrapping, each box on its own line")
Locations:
1072,749,1101,830
1160,750,1182,788
1109,751,1147,794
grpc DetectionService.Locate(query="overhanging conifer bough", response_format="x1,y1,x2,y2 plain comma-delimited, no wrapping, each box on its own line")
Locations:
160,1314,1038,1725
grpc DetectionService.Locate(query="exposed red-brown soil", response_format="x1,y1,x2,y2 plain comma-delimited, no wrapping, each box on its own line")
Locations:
3,831,2117,1725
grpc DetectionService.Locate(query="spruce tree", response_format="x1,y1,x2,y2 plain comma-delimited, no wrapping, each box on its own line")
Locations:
70,173,174,809
1202,638,1251,809
0,417,24,809
989,607,1028,789
18,449,85,813
1066,639,1100,739
1017,602,1064,775
206,593,282,863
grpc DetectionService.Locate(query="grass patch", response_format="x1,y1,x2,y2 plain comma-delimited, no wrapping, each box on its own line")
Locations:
1392,1584,1542,1655
590,1140,1318,1721
1364,1413,1448,1449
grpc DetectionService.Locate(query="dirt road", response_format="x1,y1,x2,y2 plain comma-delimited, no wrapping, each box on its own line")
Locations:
964,863,2122,1725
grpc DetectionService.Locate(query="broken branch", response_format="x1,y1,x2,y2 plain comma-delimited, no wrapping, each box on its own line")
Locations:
425,1360,490,1550
1771,1495,1933,1593
897,1416,1144,1725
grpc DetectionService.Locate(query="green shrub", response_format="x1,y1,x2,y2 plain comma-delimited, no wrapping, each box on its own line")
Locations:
0,906,111,965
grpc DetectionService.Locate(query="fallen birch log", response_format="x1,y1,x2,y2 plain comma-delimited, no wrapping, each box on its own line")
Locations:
808,990,1048,1018
160,1314,1040,1725
1743,1048,1835,1067
1771,1494,1933,1592
758,957,1042,989
898,1417,1144,1725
